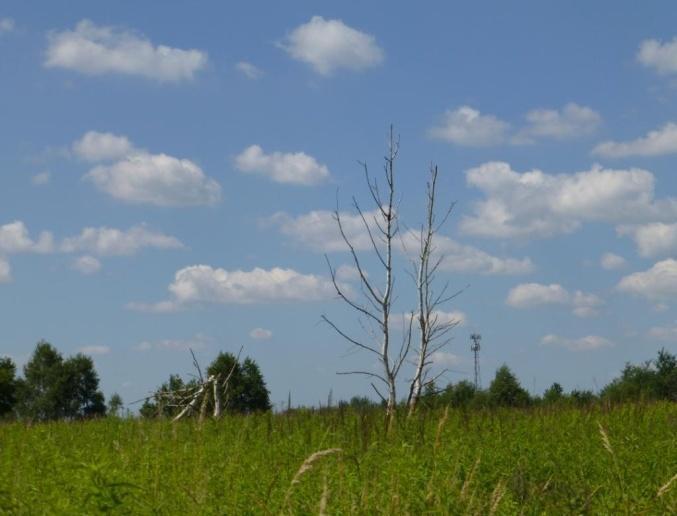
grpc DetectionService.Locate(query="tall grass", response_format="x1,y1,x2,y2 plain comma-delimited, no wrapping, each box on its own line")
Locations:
0,403,675,514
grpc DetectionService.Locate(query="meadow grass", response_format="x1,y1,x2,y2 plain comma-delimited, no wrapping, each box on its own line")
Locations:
0,402,675,514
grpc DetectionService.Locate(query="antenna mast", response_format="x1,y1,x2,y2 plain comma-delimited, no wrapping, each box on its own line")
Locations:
470,333,482,390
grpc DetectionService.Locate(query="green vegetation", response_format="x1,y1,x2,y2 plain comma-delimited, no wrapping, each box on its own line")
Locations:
0,403,675,513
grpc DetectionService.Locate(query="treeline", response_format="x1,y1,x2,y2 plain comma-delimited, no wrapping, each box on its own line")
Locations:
0,343,675,421
0,341,270,422
339,348,677,411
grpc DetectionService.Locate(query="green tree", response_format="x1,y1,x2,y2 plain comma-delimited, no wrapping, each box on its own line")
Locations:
489,365,530,407
207,353,271,413
543,382,564,404
0,357,17,417
18,341,65,420
17,341,106,421
61,354,106,418
450,380,477,408
107,393,124,417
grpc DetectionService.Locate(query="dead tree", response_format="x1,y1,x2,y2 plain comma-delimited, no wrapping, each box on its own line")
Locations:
323,126,409,421
406,165,461,415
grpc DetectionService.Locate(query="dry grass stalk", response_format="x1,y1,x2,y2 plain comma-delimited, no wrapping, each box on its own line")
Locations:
318,474,329,515
657,472,677,498
597,422,614,456
291,448,342,486
434,406,449,451
488,479,506,516
460,457,481,501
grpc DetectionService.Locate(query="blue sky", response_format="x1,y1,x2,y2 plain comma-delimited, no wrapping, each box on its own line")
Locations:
2,1,677,408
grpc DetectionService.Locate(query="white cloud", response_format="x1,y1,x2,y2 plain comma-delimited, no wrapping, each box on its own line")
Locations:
72,255,101,275
0,18,14,34
73,131,136,162
45,20,207,82
592,123,677,158
390,310,466,330
460,162,677,239
637,37,677,75
429,106,509,146
235,145,330,186
0,221,54,254
0,257,10,283
250,328,273,340
540,334,614,351
617,259,677,301
131,265,338,310
519,103,601,141
430,351,462,368
86,151,221,206
399,230,534,275
281,16,383,75
61,225,183,256
648,323,677,341
335,264,362,282
236,61,263,79
600,252,626,270
506,283,569,308
617,223,677,258
430,104,600,147
74,131,221,206
79,345,110,355
126,300,178,314
31,172,51,186
135,334,210,351
507,283,602,317
268,210,533,275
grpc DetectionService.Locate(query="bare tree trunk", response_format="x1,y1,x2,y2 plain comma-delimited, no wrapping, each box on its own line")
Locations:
407,165,459,416
324,126,408,427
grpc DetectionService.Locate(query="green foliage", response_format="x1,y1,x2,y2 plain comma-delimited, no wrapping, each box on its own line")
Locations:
601,348,677,402
107,393,124,417
0,357,17,418
15,341,106,421
489,364,531,407
0,404,674,513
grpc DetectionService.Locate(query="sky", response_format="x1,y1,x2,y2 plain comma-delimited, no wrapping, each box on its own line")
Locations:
2,1,677,409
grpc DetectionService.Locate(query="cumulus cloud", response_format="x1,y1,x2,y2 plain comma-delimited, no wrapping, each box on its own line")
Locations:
617,259,677,301
460,162,677,239
75,131,221,206
79,345,110,355
61,225,183,256
399,230,534,275
430,104,600,147
637,37,677,75
250,328,273,340
281,16,383,75
236,61,263,79
430,351,462,368
518,103,601,142
0,221,54,254
429,106,509,146
592,123,677,158
135,334,211,352
73,131,136,162
31,172,51,186
600,252,627,270
235,145,330,185
72,255,102,275
648,323,677,341
507,283,603,317
0,257,10,283
268,210,533,275
45,20,207,82
617,223,677,258
540,334,614,351
130,265,339,311
0,18,14,34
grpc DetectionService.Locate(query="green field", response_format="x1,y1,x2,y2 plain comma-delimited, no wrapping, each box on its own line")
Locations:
1,403,675,514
